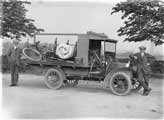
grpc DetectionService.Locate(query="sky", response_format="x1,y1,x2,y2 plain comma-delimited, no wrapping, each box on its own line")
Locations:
4,1,164,56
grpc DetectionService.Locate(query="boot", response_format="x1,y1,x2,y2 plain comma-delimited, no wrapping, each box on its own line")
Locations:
143,88,152,96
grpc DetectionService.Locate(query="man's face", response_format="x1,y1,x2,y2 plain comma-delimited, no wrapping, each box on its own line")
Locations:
140,49,145,53
13,40,19,47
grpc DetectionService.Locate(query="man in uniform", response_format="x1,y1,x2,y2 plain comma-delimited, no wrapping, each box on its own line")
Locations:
130,46,155,96
7,39,21,86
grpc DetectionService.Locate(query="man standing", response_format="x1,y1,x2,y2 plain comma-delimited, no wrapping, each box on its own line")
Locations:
130,46,155,96
7,39,21,86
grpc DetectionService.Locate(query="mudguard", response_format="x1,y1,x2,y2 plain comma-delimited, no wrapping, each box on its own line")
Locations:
103,67,133,88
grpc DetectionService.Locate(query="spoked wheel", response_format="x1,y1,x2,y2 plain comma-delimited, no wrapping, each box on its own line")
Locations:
131,78,142,92
109,72,131,96
45,68,65,89
65,80,78,87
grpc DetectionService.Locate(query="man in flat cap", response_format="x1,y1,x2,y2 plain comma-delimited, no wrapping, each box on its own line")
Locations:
7,39,21,86
130,46,155,96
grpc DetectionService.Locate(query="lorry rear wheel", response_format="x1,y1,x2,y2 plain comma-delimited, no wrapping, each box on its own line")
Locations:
45,68,65,89
109,71,131,96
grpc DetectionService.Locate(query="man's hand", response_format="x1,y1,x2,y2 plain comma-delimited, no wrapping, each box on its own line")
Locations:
16,61,20,67
133,56,137,59
129,54,137,59
147,63,150,66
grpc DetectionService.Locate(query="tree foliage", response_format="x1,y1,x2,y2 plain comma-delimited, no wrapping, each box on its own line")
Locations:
1,0,44,39
111,0,164,45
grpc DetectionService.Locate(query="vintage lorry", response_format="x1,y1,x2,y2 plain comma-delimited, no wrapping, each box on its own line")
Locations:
23,31,141,96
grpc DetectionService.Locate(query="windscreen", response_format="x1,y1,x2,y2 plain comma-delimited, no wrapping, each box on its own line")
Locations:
101,41,116,53
105,42,116,52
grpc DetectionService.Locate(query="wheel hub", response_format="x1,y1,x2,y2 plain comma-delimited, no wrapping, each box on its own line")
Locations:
113,76,128,92
117,80,125,89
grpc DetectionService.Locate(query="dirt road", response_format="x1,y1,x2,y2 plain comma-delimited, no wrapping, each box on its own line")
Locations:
2,73,164,119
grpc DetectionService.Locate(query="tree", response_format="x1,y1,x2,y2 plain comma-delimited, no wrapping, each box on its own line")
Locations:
111,0,164,45
1,0,44,39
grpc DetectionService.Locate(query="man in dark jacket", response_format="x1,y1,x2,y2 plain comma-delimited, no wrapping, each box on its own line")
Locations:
130,46,155,96
7,39,21,86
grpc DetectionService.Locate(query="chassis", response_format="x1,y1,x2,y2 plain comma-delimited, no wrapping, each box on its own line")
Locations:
23,32,142,96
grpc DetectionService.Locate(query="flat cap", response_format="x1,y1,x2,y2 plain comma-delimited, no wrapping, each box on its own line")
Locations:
139,46,146,50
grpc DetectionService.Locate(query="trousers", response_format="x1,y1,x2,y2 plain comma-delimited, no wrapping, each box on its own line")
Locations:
10,63,19,85
138,69,150,90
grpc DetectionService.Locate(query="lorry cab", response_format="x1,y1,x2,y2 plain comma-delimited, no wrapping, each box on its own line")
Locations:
75,31,117,67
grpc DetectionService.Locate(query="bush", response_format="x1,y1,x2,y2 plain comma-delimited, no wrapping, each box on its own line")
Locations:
0,55,10,72
151,60,164,73
117,58,164,74
1,55,27,73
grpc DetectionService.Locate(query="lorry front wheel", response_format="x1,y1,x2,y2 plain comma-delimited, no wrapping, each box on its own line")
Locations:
109,71,131,96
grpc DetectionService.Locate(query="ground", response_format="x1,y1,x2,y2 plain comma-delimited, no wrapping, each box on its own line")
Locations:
2,73,164,119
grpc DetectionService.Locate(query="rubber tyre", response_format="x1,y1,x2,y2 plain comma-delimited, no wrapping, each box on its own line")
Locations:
109,71,132,96
22,48,42,61
45,68,65,89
